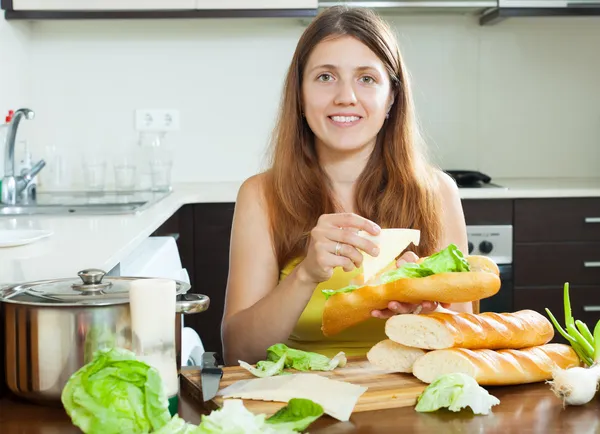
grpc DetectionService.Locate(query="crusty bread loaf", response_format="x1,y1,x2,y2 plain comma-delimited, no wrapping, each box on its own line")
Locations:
321,255,501,336
412,343,580,385
385,309,554,350
366,339,427,373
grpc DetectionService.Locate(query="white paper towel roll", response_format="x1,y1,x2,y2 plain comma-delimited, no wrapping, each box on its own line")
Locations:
129,278,178,397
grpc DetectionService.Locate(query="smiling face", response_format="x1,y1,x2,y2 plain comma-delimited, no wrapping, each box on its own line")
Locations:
301,35,394,156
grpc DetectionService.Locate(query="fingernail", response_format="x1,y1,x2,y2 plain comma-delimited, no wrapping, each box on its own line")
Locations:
372,247,379,256
372,224,381,233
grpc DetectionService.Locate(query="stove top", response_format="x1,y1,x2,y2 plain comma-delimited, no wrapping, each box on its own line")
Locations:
444,170,507,189
459,181,506,189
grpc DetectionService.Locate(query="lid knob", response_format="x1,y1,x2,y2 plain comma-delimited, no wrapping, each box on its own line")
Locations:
73,269,111,292
78,269,107,285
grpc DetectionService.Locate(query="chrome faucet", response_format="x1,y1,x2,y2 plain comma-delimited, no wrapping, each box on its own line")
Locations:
1,108,45,205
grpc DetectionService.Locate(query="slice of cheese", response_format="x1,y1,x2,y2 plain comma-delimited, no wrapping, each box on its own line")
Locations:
358,228,421,284
217,373,367,421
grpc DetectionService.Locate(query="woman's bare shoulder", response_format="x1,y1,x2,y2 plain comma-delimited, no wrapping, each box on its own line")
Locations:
237,172,269,203
433,169,459,196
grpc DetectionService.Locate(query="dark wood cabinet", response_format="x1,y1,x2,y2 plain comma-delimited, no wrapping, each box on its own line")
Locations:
514,285,600,345
513,198,600,344
514,242,600,287
191,203,235,364
462,199,513,225
515,198,600,242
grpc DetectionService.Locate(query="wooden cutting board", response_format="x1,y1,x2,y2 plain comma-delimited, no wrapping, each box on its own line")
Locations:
180,356,428,416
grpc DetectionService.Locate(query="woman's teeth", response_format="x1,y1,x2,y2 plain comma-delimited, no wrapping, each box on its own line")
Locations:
330,116,360,123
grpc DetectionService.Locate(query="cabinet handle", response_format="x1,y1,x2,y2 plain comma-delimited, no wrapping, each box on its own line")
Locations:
585,217,600,223
583,306,600,312
584,261,600,268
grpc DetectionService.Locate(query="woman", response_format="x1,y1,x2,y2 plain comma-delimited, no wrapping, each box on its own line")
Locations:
221,6,470,366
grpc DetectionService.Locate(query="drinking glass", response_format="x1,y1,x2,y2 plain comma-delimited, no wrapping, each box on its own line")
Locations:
83,159,107,192
149,159,172,191
114,156,137,192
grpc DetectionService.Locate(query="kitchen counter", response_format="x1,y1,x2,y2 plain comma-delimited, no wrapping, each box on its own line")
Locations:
0,378,598,433
458,177,600,199
0,182,242,285
1,177,599,285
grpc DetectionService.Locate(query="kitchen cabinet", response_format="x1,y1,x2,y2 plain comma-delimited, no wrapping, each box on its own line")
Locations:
462,198,513,225
10,0,195,9
2,0,318,19
196,1,318,9
513,198,600,344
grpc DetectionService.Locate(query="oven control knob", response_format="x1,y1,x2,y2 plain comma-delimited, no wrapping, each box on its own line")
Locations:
468,241,474,254
479,240,493,254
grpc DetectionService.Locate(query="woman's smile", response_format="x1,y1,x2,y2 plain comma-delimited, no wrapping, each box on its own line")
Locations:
327,113,363,128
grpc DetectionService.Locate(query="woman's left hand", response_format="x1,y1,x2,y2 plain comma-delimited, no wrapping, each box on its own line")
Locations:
371,251,450,320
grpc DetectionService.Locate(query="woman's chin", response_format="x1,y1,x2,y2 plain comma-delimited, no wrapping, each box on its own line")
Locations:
317,139,376,155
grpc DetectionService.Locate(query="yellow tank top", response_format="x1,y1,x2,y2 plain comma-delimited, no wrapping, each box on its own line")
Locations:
280,258,387,359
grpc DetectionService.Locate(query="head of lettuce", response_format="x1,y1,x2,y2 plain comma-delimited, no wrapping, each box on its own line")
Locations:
61,347,172,434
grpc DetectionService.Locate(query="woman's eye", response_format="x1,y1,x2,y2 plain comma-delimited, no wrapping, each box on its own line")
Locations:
318,73,333,82
360,76,375,84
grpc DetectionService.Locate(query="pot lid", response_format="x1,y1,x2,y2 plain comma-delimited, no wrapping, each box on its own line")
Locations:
0,269,191,307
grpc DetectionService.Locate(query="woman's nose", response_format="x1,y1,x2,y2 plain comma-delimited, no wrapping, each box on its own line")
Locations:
333,80,357,106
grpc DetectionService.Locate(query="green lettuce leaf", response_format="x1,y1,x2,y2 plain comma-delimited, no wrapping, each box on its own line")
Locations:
415,373,500,415
195,399,319,433
239,344,346,378
419,243,470,274
266,344,347,371
321,243,470,298
153,415,199,434
239,351,288,377
322,284,359,300
266,398,324,431
379,262,435,283
61,347,171,434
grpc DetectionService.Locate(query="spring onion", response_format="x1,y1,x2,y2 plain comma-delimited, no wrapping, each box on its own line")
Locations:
545,282,600,406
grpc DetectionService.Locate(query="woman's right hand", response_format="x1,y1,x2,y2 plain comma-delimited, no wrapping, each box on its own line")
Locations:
296,213,382,285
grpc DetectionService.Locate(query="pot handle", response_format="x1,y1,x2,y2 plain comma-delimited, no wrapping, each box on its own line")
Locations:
176,293,210,314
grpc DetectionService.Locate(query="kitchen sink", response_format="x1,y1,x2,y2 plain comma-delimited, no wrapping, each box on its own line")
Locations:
0,190,171,216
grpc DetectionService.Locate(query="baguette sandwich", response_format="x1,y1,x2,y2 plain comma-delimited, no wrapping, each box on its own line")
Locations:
385,309,555,350
320,235,501,336
411,343,580,385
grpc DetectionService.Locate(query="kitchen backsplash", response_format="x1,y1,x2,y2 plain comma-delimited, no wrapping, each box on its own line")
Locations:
0,20,31,120
3,14,600,187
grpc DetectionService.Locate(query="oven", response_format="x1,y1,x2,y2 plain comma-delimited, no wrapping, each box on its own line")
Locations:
466,225,513,313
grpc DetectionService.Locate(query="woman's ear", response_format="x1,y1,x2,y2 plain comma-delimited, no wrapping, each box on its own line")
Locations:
387,94,395,114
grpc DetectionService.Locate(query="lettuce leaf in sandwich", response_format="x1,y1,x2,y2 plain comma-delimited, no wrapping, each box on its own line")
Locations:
322,243,469,299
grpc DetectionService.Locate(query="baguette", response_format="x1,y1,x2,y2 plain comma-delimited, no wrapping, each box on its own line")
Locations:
366,339,427,373
412,343,580,386
321,255,501,336
385,309,554,350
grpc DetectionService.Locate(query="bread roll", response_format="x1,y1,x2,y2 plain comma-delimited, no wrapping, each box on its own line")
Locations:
385,309,554,350
412,343,580,386
366,339,427,373
321,255,501,337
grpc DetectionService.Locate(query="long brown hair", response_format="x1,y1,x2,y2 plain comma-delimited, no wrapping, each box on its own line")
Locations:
263,6,443,270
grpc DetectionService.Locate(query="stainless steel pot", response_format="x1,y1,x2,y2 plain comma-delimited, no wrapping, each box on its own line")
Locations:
0,269,209,405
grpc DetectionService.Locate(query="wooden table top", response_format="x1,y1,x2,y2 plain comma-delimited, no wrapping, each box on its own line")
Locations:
1,381,599,433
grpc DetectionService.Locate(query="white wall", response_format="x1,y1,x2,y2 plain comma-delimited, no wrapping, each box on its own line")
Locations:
23,14,600,188
0,19,31,129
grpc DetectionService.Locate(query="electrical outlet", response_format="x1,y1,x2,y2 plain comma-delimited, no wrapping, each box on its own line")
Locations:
135,109,180,132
